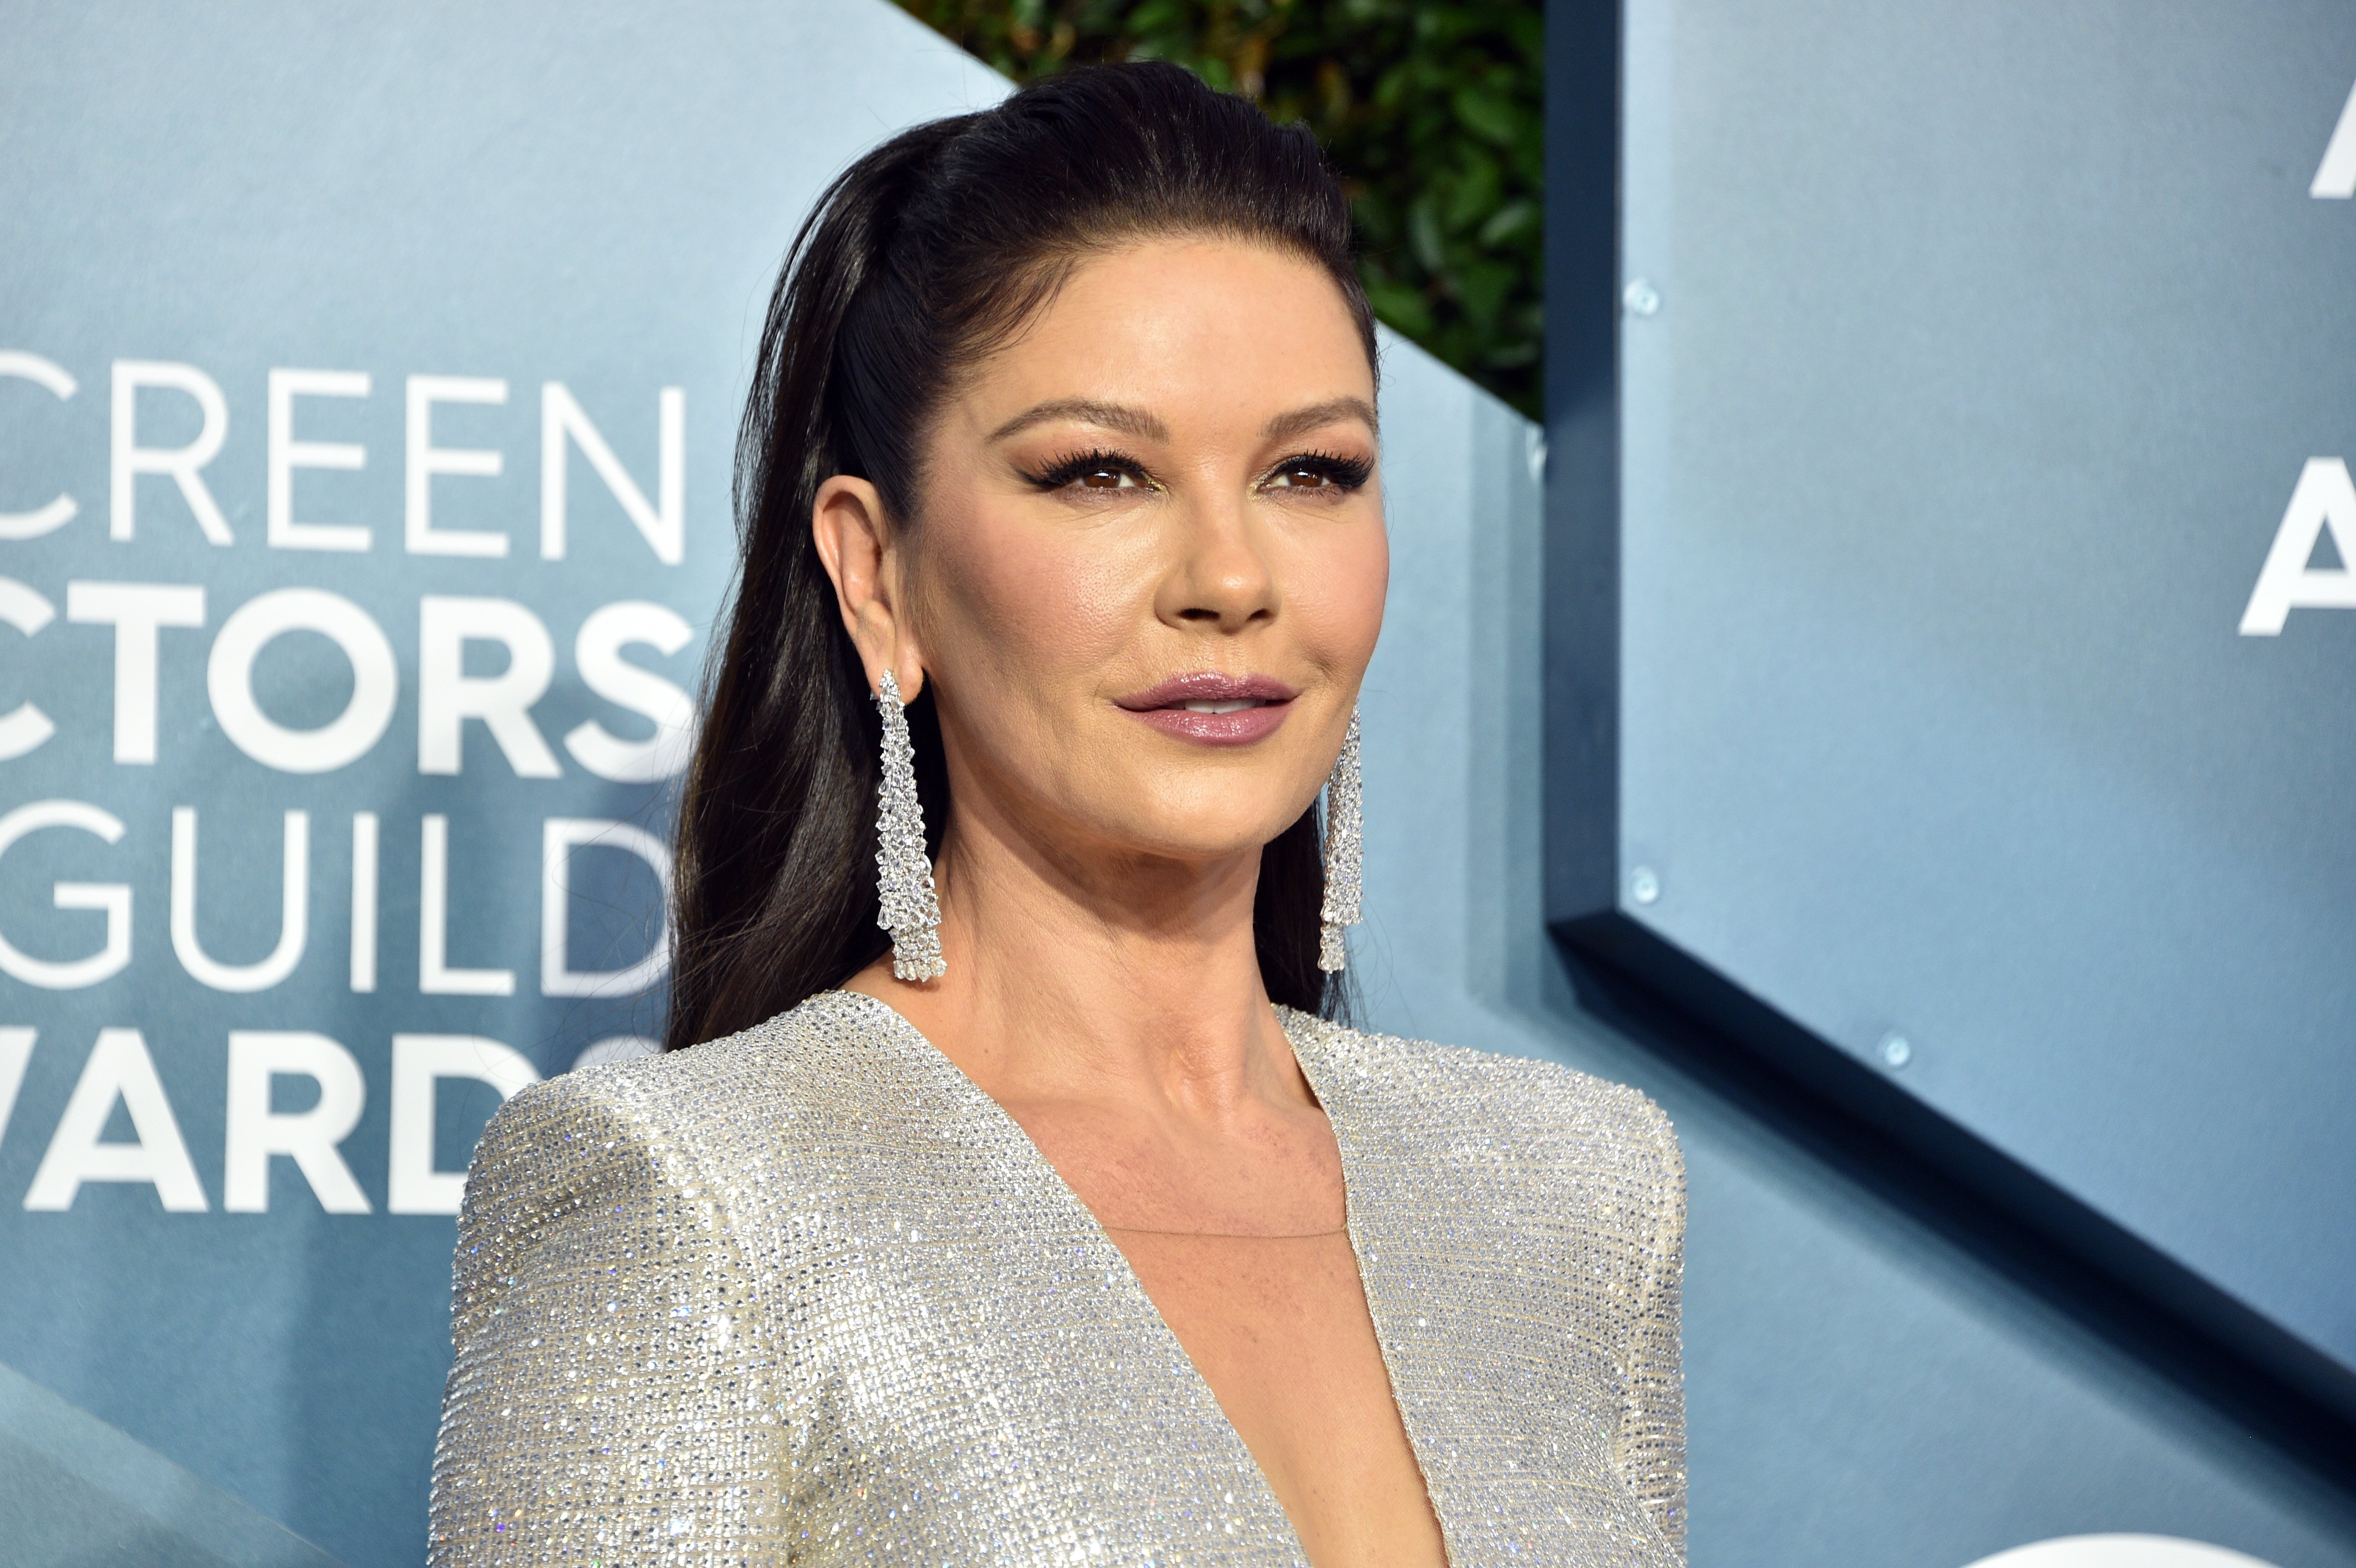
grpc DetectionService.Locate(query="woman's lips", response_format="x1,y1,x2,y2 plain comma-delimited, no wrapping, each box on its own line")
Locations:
1115,673,1298,746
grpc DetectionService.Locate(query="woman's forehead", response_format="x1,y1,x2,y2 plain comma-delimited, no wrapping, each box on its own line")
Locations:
950,240,1377,435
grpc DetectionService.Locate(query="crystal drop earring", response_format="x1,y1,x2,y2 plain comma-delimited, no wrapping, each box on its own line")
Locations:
1318,704,1363,973
873,669,946,981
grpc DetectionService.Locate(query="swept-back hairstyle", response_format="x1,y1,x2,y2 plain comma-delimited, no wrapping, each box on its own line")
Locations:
664,62,1376,1051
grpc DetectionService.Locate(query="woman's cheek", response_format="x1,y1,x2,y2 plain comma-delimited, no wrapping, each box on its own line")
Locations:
1353,522,1391,650
1293,515,1390,674
929,512,1138,689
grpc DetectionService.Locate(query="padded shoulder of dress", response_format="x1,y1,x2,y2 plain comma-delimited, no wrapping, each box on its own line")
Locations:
516,991,905,1131
466,1026,770,1176
1287,1013,1680,1181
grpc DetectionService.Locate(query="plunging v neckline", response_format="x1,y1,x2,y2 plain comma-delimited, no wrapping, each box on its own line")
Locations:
822,988,1449,1563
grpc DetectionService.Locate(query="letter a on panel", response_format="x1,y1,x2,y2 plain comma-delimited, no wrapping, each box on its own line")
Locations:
2240,457,2356,634
25,1029,208,1211
2314,78,2356,198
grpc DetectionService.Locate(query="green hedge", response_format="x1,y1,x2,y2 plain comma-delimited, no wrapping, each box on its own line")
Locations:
893,0,1543,418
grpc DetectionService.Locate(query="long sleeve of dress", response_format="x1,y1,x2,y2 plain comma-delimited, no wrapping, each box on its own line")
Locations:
1610,1100,1688,1560
427,1070,782,1565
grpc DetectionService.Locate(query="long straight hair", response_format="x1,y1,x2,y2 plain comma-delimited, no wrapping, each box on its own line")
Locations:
664,63,1375,1051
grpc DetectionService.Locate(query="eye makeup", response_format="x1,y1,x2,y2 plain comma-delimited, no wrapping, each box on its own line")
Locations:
1015,447,1374,494
1020,447,1155,491
1257,450,1373,491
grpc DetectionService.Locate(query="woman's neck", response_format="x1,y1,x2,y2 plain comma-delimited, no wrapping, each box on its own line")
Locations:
843,799,1309,1122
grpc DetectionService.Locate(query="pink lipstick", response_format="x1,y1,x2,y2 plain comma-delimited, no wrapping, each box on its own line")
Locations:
1114,673,1298,745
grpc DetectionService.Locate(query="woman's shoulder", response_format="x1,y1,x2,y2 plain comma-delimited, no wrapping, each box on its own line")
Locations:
479,1024,751,1151
469,995,866,1191
1282,1010,1681,1190
499,991,879,1124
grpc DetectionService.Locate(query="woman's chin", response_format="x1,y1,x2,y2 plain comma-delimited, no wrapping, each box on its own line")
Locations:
1074,813,1316,868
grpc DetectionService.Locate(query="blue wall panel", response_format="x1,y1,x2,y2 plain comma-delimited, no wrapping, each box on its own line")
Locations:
1555,0,2356,1423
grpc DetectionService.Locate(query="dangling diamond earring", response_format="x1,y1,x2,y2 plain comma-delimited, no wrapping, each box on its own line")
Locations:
873,670,946,981
1318,704,1363,973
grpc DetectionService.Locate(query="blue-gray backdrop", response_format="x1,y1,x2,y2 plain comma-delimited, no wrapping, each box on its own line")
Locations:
1592,0,2356,1410
4,3,2356,1567
0,3,1001,1557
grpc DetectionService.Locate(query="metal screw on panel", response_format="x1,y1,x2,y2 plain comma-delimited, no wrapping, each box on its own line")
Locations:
1629,866,1661,905
1622,278,1662,317
1879,1033,1913,1069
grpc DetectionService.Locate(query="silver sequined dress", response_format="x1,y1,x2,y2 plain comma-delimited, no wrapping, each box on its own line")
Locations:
429,990,1686,1566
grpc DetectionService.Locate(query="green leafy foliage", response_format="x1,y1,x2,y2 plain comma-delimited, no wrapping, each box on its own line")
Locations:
892,0,1543,416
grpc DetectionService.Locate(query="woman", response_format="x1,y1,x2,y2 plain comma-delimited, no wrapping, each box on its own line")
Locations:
430,63,1683,1568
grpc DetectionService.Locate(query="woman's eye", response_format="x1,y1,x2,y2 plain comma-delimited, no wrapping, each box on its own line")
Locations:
1263,454,1369,492
1027,452,1150,491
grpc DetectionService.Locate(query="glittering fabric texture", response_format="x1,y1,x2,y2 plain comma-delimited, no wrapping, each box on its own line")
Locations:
872,671,944,981
1317,706,1363,973
430,990,1686,1566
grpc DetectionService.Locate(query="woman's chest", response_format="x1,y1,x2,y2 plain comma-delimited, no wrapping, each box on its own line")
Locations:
1108,1228,1448,1567
716,1146,1665,1567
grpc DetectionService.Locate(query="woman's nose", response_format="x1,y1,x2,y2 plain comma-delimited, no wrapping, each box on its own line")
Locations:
1156,495,1280,631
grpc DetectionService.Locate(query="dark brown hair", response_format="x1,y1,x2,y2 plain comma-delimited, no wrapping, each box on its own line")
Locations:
664,62,1375,1051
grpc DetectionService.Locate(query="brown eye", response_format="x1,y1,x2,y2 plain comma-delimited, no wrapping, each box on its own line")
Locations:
1261,452,1373,493
1024,450,1155,492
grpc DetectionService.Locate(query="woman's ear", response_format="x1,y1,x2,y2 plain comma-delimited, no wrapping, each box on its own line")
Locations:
811,475,925,701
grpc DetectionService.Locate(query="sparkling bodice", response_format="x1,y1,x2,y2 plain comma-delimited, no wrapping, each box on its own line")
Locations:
428,990,1685,1565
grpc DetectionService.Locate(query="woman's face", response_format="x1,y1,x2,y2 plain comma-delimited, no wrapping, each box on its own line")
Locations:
823,236,1387,873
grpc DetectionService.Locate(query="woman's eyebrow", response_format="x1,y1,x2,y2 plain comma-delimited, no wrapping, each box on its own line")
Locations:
988,398,1170,443
1261,397,1378,444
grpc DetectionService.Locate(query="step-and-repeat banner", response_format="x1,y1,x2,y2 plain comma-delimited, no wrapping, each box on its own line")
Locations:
0,3,1002,1559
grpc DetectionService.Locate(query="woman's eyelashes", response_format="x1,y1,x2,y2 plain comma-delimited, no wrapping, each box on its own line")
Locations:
1259,450,1373,493
1018,447,1374,497
1022,449,1154,493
